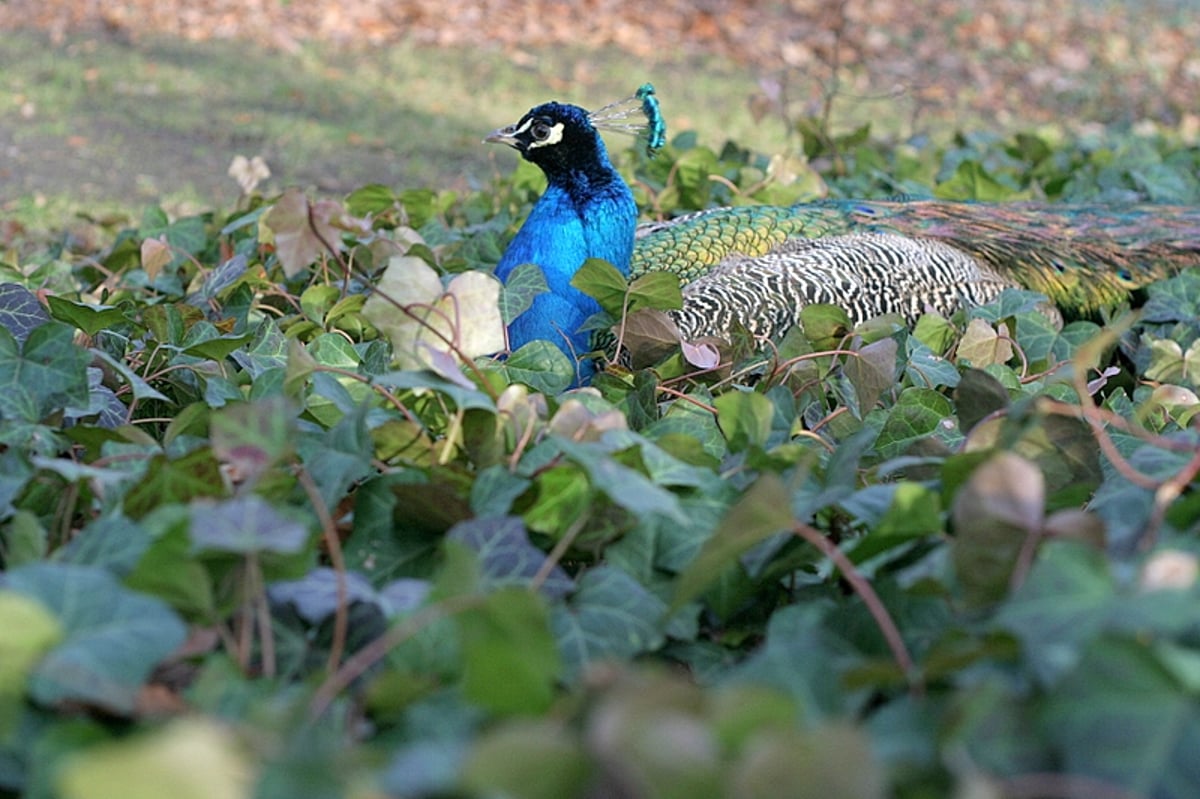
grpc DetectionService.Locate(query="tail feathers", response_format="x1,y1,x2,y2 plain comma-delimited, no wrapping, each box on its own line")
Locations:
635,200,1200,344
671,233,1014,342
852,201,1200,314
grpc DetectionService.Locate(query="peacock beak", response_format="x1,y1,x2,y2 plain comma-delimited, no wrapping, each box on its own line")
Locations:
484,124,522,148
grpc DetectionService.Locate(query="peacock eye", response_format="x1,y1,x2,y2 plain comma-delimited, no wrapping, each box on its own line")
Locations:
531,121,552,140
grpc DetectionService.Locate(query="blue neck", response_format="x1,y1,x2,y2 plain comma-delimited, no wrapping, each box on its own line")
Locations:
495,158,637,383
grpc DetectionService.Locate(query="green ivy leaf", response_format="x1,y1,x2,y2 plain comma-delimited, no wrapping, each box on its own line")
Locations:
912,312,956,356
0,283,51,344
501,341,575,394
461,720,591,799
671,474,793,612
1142,270,1200,323
123,448,226,519
189,495,310,555
459,588,560,715
0,322,91,423
847,482,943,564
956,318,1013,367
934,160,1021,201
2,563,187,714
954,367,1010,434
713,389,773,453
553,438,688,525
843,337,897,417
970,289,1051,322
570,258,630,317
552,565,668,681
1041,637,1200,799
904,337,960,389
627,271,683,312
179,326,254,361
45,296,130,337
728,603,852,717
798,304,851,349
728,723,884,799
498,262,549,325
57,718,253,799
0,591,63,736
345,183,398,217
447,517,573,599
874,387,954,460
56,513,152,575
952,452,1044,608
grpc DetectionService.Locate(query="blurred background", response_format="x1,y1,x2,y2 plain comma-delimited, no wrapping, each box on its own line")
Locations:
2,0,1198,232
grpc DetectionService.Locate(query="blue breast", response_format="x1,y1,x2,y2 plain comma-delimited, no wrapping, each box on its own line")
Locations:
496,180,636,382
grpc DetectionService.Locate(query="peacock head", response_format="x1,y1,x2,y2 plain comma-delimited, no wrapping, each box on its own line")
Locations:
485,102,612,182
485,85,665,182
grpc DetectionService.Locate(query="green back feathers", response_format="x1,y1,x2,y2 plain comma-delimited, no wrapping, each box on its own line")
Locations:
631,205,855,284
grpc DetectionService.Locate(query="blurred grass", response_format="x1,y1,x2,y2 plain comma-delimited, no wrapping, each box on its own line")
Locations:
3,9,1194,244
0,29,790,235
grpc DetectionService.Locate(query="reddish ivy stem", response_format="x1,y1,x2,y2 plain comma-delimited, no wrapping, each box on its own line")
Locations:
809,405,849,435
530,514,588,592
993,329,1029,379
1038,397,1197,456
245,552,276,679
609,285,635,366
305,200,352,292
708,171,768,198
791,521,923,695
775,348,867,374
1144,445,1200,551
1046,395,1163,492
308,593,485,720
296,466,350,676
1019,357,1070,385
790,429,837,453
653,384,718,415
505,403,542,473
1056,349,1200,548
1009,521,1048,594
662,361,734,388
313,365,421,426
235,568,254,672
999,772,1145,799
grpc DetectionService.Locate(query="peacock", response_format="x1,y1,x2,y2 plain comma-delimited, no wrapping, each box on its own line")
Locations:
486,86,1200,382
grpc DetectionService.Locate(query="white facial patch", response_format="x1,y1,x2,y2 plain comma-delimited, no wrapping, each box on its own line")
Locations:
527,122,565,149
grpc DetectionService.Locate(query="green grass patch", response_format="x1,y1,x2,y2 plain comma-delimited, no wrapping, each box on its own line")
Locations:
1,30,794,236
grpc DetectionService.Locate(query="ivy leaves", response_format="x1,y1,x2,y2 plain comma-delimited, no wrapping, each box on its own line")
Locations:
0,126,1199,799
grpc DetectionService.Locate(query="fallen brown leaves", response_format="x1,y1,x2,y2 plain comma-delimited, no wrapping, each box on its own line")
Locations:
1,0,1197,130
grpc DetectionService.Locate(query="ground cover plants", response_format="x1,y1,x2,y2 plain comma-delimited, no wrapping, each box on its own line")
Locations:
2,107,1200,798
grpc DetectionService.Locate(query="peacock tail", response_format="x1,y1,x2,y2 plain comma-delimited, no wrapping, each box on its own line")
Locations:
634,200,1200,323
488,87,1200,381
